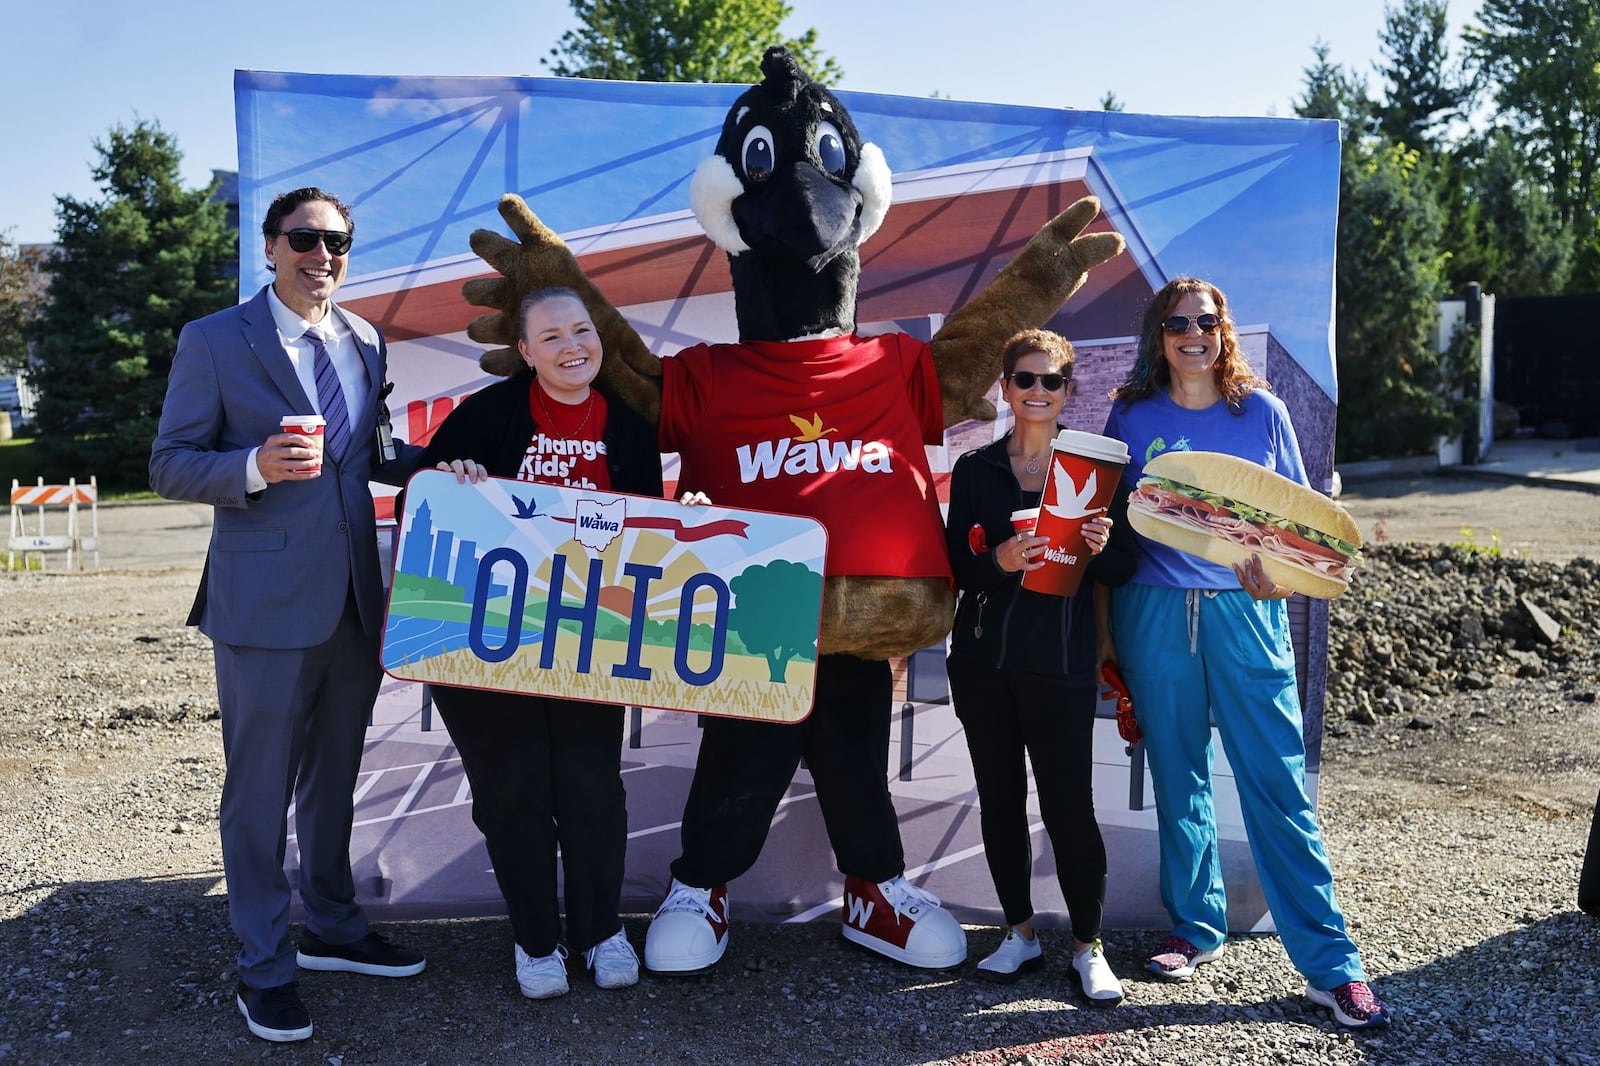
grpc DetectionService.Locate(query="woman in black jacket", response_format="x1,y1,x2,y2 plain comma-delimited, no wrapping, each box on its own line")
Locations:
415,287,665,1001
944,328,1135,1004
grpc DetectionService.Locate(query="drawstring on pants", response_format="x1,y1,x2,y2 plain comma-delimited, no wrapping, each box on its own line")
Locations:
1184,588,1222,655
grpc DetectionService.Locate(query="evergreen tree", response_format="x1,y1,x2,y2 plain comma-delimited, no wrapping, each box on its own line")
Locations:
1296,44,1459,461
546,0,841,85
1442,128,1574,297
1332,143,1458,460
1373,0,1470,151
1467,0,1600,289
27,120,234,486
0,234,43,374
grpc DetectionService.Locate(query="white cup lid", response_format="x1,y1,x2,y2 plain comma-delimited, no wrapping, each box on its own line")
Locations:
1051,429,1129,465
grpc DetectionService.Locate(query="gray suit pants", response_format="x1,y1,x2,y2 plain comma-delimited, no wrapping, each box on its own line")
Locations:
213,593,376,988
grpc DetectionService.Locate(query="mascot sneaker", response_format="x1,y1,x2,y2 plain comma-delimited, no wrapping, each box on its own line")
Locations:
840,875,967,969
643,879,729,974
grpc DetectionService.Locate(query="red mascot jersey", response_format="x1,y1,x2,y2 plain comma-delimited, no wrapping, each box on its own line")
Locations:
659,333,952,583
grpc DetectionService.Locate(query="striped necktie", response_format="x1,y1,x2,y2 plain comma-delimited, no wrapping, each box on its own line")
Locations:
306,328,351,462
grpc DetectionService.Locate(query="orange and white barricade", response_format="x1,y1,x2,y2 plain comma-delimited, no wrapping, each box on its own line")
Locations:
7,477,99,570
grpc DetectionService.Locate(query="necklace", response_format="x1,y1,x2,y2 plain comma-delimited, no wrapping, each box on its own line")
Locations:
534,381,595,438
1011,440,1046,475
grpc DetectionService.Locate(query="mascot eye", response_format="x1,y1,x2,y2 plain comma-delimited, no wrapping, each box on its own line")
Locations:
814,122,846,177
742,126,775,183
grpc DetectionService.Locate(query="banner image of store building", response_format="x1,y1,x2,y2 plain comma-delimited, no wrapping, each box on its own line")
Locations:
235,71,1340,933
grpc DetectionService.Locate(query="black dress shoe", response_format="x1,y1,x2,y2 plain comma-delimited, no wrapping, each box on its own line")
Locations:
296,928,426,977
236,980,313,1042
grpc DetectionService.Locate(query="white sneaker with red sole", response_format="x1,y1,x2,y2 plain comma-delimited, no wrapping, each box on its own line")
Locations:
840,874,967,969
643,878,730,974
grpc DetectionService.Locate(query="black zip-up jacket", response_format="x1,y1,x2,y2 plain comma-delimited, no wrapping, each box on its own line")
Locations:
944,431,1135,681
415,372,664,497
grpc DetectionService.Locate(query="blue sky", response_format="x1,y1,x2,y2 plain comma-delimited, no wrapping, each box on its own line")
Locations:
3,0,1480,245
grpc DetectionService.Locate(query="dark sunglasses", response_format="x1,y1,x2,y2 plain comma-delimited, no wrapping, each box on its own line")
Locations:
274,228,353,255
1006,370,1068,392
1161,313,1221,334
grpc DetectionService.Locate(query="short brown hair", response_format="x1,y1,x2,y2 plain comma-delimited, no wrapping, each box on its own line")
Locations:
1001,328,1075,380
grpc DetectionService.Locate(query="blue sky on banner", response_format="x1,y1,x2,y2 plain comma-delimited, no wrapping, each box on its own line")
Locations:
235,72,1338,396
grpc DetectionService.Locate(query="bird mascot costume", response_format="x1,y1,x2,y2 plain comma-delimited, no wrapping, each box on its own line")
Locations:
461,47,1125,973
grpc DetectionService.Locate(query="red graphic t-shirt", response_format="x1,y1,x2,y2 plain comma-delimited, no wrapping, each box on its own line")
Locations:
520,379,611,490
658,333,950,582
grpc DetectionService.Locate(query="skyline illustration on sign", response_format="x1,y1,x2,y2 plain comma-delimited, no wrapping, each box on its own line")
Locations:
382,470,828,722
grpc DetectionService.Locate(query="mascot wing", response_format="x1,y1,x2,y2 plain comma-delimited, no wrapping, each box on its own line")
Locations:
931,199,1125,427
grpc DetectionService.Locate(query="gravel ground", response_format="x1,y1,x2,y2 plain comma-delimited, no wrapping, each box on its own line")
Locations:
1,476,1598,1065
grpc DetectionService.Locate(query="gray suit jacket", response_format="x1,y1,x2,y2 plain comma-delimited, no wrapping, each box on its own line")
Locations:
150,285,422,649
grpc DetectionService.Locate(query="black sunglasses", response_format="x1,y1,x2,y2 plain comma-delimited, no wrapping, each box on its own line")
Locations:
1161,313,1221,334
274,228,353,255
1006,370,1068,392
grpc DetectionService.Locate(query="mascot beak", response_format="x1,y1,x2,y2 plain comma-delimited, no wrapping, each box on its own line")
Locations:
733,160,863,272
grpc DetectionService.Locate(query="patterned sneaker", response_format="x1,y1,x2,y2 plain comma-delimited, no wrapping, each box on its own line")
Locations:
1071,939,1125,1006
514,943,570,999
643,879,730,974
840,874,967,969
584,930,640,989
1306,980,1392,1029
1146,934,1226,980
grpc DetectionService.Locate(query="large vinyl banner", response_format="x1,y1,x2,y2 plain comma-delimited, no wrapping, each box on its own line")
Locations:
236,70,1340,932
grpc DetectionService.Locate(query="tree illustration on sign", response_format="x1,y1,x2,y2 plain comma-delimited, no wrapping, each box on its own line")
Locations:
729,559,822,683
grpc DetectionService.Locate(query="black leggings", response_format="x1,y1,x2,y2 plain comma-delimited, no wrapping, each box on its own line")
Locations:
947,653,1107,942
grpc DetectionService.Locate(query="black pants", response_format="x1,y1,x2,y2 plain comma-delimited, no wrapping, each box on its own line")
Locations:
947,653,1107,942
672,654,905,887
432,686,626,957
1581,786,1600,917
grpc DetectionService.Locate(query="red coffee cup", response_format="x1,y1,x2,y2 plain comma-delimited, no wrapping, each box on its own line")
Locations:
1022,429,1129,597
1010,507,1039,535
281,414,327,473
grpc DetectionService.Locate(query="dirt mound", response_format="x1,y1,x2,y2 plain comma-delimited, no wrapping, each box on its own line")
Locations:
1327,543,1600,725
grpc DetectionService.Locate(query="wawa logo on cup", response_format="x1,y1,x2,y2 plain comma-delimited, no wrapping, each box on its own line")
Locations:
1022,429,1129,597
280,414,327,473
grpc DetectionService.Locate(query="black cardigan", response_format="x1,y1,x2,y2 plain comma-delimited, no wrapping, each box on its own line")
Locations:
943,430,1135,681
415,373,664,498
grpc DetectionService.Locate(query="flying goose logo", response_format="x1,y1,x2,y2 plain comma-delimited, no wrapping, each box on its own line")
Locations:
788,412,837,442
510,494,546,520
1044,463,1101,521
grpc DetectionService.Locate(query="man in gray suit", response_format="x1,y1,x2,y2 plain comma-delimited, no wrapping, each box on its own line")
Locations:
150,187,481,1042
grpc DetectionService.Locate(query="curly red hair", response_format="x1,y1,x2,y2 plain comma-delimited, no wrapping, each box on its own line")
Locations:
1110,277,1266,411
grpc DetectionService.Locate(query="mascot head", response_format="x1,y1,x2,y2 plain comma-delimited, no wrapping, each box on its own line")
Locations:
689,47,892,342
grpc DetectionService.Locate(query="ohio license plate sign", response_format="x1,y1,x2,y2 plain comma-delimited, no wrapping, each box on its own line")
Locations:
382,470,827,722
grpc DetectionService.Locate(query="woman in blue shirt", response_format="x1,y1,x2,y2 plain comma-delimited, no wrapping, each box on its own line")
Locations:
1100,277,1391,1029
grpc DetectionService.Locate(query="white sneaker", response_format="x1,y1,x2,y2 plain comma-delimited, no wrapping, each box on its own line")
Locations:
643,879,730,974
975,928,1044,983
840,874,967,969
1072,939,1125,1006
514,943,570,999
584,929,640,989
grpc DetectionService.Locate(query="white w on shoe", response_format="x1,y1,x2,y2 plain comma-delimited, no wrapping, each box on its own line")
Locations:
584,930,640,989
514,943,570,999
643,879,729,974
840,874,967,969
1071,939,1125,1006
975,928,1044,983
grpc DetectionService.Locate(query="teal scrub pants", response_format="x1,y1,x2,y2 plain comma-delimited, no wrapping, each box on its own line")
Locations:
1112,582,1366,990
